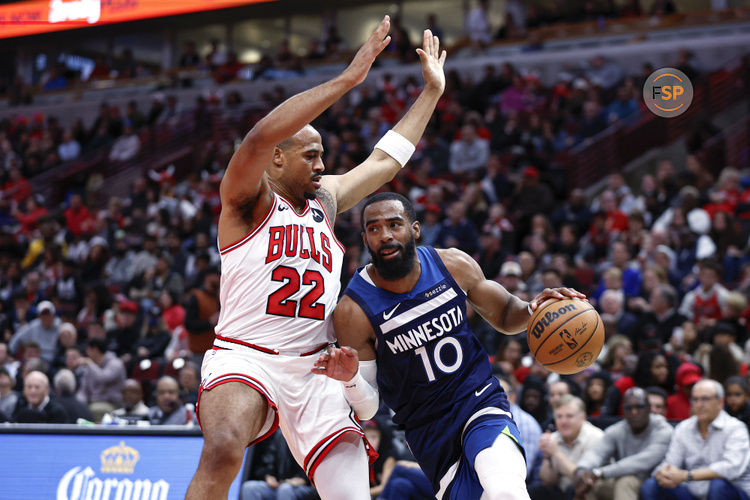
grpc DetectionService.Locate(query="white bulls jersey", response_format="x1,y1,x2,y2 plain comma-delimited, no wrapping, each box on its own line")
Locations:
215,192,345,352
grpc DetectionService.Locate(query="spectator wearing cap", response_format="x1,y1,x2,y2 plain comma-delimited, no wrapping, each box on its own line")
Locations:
667,363,703,421
107,299,140,359
76,337,126,422
108,120,140,162
12,370,69,423
642,380,750,500
184,267,220,356
498,260,527,297
8,300,60,364
680,260,729,327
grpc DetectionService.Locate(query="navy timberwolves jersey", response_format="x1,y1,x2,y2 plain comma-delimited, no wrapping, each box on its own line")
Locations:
343,246,493,429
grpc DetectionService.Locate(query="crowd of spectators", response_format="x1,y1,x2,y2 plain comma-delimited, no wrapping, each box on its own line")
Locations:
0,0,707,100
0,31,748,499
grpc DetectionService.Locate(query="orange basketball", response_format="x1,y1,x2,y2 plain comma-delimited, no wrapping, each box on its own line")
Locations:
526,298,604,375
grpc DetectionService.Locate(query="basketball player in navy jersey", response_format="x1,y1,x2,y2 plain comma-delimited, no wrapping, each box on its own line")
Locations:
314,193,585,500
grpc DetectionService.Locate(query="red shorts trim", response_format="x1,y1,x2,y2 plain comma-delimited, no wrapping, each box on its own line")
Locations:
304,426,365,486
196,374,279,448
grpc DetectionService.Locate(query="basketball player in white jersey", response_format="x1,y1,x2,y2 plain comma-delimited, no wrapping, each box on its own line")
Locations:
185,17,447,500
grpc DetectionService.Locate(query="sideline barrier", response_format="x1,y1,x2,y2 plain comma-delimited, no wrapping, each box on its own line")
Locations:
0,424,248,500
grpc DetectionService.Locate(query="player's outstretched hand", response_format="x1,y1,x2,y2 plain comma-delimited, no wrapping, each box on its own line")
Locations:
312,345,360,381
416,29,446,94
343,16,392,86
528,287,587,312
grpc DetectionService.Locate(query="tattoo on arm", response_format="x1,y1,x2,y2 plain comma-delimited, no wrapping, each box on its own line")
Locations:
316,186,337,223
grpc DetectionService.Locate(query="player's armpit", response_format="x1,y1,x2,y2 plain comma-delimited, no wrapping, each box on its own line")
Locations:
314,185,338,223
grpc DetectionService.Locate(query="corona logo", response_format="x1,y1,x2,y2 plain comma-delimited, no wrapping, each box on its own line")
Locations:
101,441,140,474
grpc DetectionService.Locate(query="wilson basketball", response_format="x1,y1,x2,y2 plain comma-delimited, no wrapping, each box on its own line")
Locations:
526,298,604,375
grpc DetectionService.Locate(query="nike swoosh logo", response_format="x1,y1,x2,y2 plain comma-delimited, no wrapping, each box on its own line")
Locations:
382,304,400,320
278,205,288,211
475,383,492,397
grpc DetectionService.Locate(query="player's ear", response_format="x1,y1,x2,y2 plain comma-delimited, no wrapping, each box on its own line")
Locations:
272,146,284,168
412,220,421,240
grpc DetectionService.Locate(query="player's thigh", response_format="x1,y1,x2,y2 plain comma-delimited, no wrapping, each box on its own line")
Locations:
199,381,268,446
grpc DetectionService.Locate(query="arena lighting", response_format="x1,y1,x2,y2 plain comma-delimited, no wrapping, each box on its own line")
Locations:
0,0,274,39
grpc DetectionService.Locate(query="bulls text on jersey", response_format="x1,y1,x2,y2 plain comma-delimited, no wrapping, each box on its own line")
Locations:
265,224,333,272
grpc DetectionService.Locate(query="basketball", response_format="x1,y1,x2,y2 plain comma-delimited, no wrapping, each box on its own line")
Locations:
527,298,604,375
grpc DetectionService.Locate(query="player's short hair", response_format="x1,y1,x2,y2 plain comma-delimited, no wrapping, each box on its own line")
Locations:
360,192,416,229
553,394,586,414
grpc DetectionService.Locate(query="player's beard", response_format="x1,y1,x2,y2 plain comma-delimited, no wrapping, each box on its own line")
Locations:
304,191,317,200
369,235,417,280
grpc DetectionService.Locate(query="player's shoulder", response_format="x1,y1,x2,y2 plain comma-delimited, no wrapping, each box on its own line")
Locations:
434,247,481,274
337,294,367,316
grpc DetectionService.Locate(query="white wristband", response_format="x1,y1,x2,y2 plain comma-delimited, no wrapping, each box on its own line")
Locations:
528,303,533,316
374,130,415,168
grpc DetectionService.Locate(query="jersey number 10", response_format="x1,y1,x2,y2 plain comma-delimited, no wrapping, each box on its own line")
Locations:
414,337,463,382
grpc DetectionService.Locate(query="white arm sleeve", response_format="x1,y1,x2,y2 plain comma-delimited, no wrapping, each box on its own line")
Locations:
342,360,379,420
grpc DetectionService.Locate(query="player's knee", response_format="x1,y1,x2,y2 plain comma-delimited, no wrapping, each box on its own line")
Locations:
203,428,246,467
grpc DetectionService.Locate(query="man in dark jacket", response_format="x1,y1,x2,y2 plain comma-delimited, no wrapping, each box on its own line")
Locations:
13,370,69,423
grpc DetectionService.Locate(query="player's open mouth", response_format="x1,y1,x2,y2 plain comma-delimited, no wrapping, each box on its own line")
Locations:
312,176,322,188
380,247,400,259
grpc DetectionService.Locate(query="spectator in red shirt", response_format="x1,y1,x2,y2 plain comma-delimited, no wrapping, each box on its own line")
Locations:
64,194,94,236
3,167,31,205
666,362,703,420
13,195,48,236
599,189,629,234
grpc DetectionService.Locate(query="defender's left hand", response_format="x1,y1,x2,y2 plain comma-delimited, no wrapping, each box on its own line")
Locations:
416,29,446,93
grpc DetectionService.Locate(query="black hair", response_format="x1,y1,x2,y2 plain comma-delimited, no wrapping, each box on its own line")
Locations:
725,376,750,395
87,337,109,353
645,386,668,401
360,192,416,230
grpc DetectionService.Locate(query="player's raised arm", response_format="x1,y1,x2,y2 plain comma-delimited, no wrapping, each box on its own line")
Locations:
321,29,447,214
312,296,379,420
219,16,392,210
438,248,586,334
